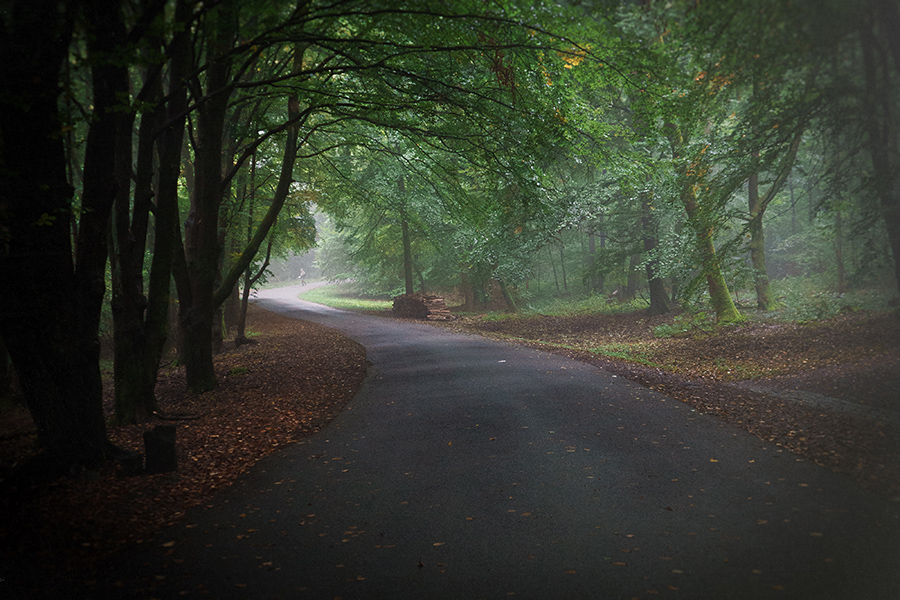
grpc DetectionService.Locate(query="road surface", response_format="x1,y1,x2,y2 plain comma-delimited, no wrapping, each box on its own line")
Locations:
104,285,900,599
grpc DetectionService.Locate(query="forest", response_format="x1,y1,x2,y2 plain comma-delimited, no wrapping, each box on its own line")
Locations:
0,0,898,471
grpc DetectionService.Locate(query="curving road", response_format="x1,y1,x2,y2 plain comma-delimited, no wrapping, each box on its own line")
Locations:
109,285,899,599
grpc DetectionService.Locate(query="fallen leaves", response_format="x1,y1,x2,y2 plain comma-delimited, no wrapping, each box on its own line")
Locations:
0,304,368,595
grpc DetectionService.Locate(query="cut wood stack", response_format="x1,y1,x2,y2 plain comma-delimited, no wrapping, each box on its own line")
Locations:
392,293,454,321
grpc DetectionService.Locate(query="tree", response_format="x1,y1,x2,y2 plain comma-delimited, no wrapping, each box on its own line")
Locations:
0,0,165,465
746,134,802,309
110,0,193,424
859,0,900,297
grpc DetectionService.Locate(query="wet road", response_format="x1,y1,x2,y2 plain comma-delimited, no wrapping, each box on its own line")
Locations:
101,285,900,599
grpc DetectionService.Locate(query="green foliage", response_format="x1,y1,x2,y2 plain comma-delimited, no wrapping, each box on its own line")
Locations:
773,276,897,322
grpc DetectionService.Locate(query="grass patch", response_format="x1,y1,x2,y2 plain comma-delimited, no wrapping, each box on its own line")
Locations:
588,344,660,368
299,283,393,311
227,366,250,376
524,294,649,316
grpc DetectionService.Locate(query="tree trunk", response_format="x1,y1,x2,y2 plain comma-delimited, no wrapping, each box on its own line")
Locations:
558,241,568,292
180,7,311,392
549,246,560,292
748,131,801,310
110,50,160,424
834,208,846,294
586,227,604,294
642,194,671,315
0,1,128,465
235,154,270,343
398,176,415,296
111,0,191,422
860,6,900,297
587,231,597,292
683,187,742,322
747,154,774,310
666,123,743,323
236,241,271,343
0,334,14,404
179,2,237,392
623,254,641,301
460,270,475,311
401,216,415,296
496,278,518,312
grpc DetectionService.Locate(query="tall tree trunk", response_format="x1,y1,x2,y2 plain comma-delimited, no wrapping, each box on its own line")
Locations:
558,240,568,292
0,334,13,404
460,270,475,311
681,185,742,322
235,151,273,345
747,154,773,310
860,6,900,297
236,164,257,343
237,240,271,343
179,2,237,392
834,208,846,293
642,194,671,315
111,0,191,423
185,6,312,392
747,133,801,310
0,1,130,465
397,175,415,295
401,225,415,295
496,277,518,312
587,230,598,292
623,254,641,301
666,123,743,323
586,223,605,294
400,217,414,295
549,246,560,292
110,83,156,423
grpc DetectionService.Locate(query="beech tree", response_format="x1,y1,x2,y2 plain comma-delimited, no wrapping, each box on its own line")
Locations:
0,0,168,465
110,0,193,424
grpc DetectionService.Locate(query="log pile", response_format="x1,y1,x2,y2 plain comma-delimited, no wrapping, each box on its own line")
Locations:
392,293,454,321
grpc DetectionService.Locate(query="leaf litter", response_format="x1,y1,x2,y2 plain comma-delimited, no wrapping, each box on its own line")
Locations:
0,304,367,595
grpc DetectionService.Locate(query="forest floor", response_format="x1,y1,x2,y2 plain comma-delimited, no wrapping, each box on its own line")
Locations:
1,301,899,594
0,305,367,595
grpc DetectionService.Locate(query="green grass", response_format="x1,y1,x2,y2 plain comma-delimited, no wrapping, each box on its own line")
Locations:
587,343,659,368
524,293,649,316
298,283,393,311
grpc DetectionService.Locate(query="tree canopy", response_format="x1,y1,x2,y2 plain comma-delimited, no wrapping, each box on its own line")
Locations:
1,0,897,467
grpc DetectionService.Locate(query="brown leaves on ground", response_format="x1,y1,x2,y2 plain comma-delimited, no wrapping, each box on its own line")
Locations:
442,308,900,497
0,304,367,591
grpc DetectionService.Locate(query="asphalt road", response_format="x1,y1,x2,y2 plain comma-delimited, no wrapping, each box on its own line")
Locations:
107,285,899,599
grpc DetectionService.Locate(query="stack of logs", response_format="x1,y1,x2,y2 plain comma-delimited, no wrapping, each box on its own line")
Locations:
392,293,454,321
